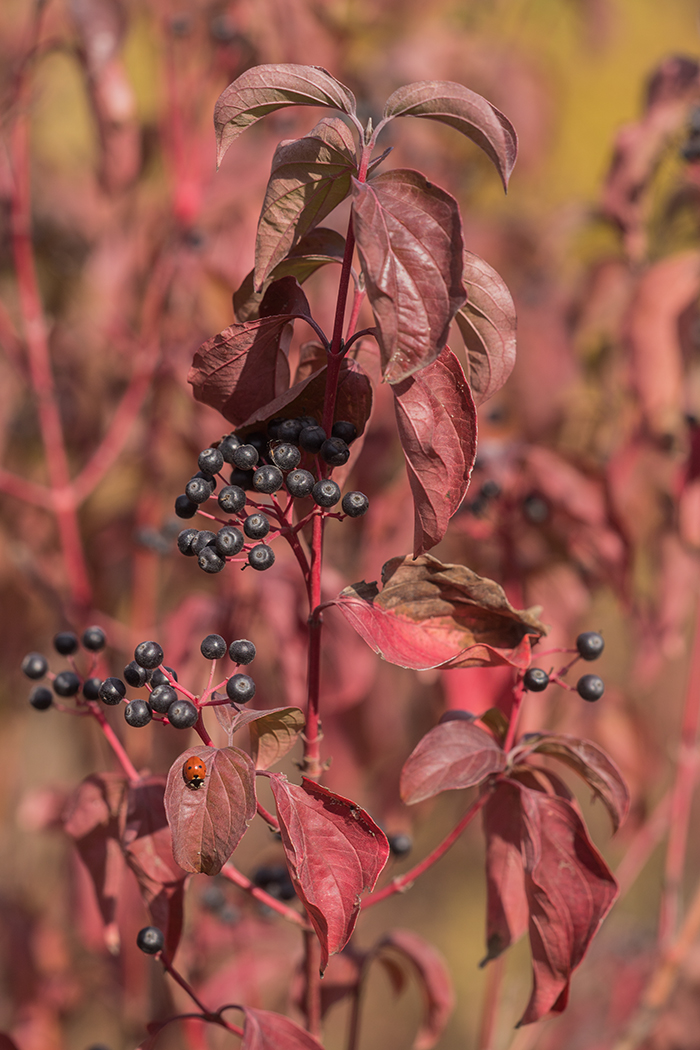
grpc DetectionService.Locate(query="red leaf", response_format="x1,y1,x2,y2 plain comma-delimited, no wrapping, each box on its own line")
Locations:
381,80,517,190
120,776,188,957
0,1035,20,1050
328,554,547,670
255,117,357,288
454,251,517,406
400,720,506,804
269,775,389,972
352,170,466,383
483,779,618,1025
234,228,346,322
482,779,529,964
219,704,306,768
240,1007,325,1050
513,734,630,833
237,356,372,438
393,347,477,555
215,64,357,166
164,747,256,875
62,773,128,931
376,929,455,1050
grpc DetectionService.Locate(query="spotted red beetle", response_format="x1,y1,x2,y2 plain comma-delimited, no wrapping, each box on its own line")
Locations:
183,756,206,789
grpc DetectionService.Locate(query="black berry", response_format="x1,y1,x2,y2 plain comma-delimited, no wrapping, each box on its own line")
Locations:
136,926,164,954
277,419,304,443
577,674,605,702
151,666,178,687
298,416,318,429
252,863,296,900
267,418,286,439
54,631,78,655
244,513,270,540
232,444,259,470
523,667,549,692
576,632,605,661
230,467,254,489
29,686,53,710
523,493,549,524
125,699,153,727
199,547,225,573
174,494,198,519
320,437,349,466
388,833,412,858
271,443,301,471
134,641,164,669
124,661,149,688
218,434,241,463
341,491,369,517
218,485,246,515
253,464,284,494
22,652,48,679
53,671,81,697
229,639,256,665
82,625,106,651
331,420,357,444
177,529,199,556
201,634,227,660
150,684,178,713
438,709,476,723
312,479,341,508
215,526,244,557
167,699,198,729
248,545,275,571
82,677,102,700
198,448,224,475
245,431,267,454
286,469,315,498
192,530,216,555
185,476,214,505
226,673,256,704
299,426,327,454
99,677,127,705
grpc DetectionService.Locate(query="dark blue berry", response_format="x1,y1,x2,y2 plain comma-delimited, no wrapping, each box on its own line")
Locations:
245,431,267,454
226,673,256,704
232,444,259,470
576,632,605,661
54,632,78,655
177,529,199,556
286,469,315,498
253,464,284,494
136,926,164,954
229,639,256,665
299,426,327,454
54,671,81,697
192,531,216,555
151,666,178,687
82,626,106,651
185,476,214,505
150,684,177,713
218,485,246,515
22,653,48,679
198,448,224,475
271,443,301,471
523,493,548,524
577,674,604,702
388,833,412,858
244,513,270,539
125,699,153,727
331,420,357,443
124,661,149,688
341,491,369,517
312,480,341,508
267,418,286,440
98,677,126,705
253,863,296,900
230,467,254,489
320,437,349,467
174,494,198,519
29,686,53,710
201,634,227,660
199,547,225,573
134,641,164,669
248,545,275,571
215,526,244,557
277,419,304,443
218,434,241,464
168,699,198,729
523,667,549,692
82,677,102,700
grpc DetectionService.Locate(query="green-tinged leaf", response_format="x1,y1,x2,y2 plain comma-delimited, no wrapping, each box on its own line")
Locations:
454,251,517,405
229,707,306,769
255,118,357,289
381,81,517,190
215,64,357,166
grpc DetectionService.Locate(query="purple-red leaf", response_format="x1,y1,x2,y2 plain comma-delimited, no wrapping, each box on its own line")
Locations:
269,775,389,972
221,704,306,768
400,720,506,804
240,1006,325,1050
376,929,455,1050
482,778,618,1025
234,228,346,322
454,251,517,406
237,356,372,438
215,64,357,167
381,81,517,190
513,734,630,833
393,347,477,555
255,118,357,288
352,170,466,383
328,554,547,670
164,746,256,875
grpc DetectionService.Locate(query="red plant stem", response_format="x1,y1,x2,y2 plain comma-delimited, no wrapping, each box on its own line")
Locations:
478,953,505,1050
194,714,214,747
346,982,363,1050
9,114,92,613
89,703,140,785
658,604,700,947
255,799,280,831
363,790,490,908
303,930,322,1038
220,862,310,929
160,953,220,1022
503,679,526,752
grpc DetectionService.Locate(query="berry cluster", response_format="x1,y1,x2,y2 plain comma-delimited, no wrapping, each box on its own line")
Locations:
522,631,606,702
173,416,369,574
21,628,259,728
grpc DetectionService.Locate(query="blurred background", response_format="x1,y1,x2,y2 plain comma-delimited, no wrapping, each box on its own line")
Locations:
4,0,700,1047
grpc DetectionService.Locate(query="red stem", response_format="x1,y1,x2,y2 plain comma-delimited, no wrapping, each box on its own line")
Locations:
303,513,324,780
220,862,310,929
89,703,140,785
363,790,490,908
503,679,526,752
255,799,280,831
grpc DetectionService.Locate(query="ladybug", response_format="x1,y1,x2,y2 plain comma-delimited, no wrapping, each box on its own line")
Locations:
183,756,206,790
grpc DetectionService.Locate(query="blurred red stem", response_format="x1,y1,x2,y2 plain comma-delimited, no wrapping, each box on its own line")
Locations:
503,680,526,752
89,703,140,785
221,862,309,929
304,513,324,781
255,798,280,831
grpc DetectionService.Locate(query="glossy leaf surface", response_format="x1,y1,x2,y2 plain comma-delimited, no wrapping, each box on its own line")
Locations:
393,347,477,555
455,251,517,405
400,720,506,804
352,170,465,383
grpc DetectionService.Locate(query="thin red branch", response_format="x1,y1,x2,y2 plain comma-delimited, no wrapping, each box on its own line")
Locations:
220,861,310,929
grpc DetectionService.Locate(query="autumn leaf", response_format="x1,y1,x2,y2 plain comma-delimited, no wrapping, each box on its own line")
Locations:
400,720,506,804
454,251,517,406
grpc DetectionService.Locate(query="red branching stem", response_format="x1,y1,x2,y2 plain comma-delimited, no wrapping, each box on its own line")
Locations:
0,467,48,506
659,605,700,946
220,862,310,929
304,513,324,780
503,679,526,752
363,790,490,908
255,799,280,831
9,114,92,613
159,952,218,1020
194,713,214,747
88,703,140,785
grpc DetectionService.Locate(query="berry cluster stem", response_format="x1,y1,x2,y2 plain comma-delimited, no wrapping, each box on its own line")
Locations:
89,703,140,785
